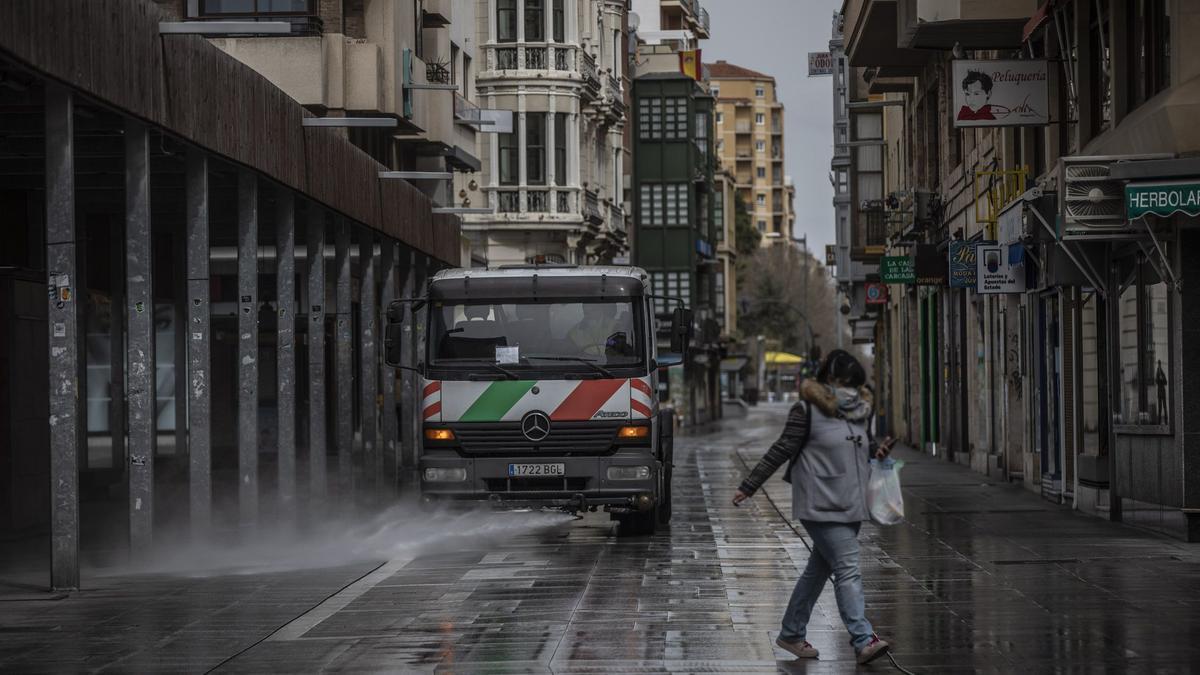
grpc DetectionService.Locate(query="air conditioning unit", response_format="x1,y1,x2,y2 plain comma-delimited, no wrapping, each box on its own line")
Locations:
1059,157,1126,231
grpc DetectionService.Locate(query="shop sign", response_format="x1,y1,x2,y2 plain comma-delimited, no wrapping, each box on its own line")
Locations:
976,243,1026,294
865,283,888,305
880,256,915,284
948,240,978,289
808,52,834,77
915,244,948,286
1125,181,1200,219
951,59,1049,128
826,244,837,267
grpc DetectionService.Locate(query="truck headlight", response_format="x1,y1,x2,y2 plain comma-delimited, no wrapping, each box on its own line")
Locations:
424,467,467,482
607,466,650,480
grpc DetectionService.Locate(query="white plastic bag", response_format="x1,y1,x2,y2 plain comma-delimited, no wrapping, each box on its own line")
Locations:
867,458,904,526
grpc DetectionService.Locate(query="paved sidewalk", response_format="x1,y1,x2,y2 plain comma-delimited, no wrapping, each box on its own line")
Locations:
735,407,1200,672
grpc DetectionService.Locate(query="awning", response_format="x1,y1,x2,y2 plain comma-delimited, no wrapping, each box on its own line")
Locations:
1022,1,1056,43
765,351,805,365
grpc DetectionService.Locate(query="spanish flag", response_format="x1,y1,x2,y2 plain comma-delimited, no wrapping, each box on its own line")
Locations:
679,49,702,80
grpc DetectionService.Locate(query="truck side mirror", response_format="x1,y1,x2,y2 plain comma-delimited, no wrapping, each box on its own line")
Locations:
669,307,693,354
384,322,404,367
384,300,405,367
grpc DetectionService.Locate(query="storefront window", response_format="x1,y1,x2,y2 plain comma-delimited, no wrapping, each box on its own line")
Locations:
1115,253,1171,427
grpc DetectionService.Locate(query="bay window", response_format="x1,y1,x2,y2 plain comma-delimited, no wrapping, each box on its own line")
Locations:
526,113,546,185
499,132,518,185
525,0,545,42
497,0,517,42
554,113,568,187
553,0,565,42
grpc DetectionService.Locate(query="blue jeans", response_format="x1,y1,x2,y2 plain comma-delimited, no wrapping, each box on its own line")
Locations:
778,520,874,652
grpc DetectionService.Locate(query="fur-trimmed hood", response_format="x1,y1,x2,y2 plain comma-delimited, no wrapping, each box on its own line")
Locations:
800,379,873,419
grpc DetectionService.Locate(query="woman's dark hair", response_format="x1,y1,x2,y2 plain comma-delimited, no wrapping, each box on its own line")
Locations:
816,349,866,388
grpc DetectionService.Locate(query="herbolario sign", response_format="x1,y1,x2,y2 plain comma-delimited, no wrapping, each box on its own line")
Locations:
1126,181,1200,219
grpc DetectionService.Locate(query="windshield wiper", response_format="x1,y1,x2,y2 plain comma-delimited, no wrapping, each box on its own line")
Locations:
435,359,520,380
522,355,616,379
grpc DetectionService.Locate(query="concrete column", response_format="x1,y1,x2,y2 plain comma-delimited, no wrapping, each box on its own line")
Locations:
306,209,327,503
359,233,378,494
398,246,418,479
517,0,525,42
125,120,155,554
276,192,297,517
185,150,211,537
379,241,399,492
237,170,259,530
45,85,80,591
334,222,354,502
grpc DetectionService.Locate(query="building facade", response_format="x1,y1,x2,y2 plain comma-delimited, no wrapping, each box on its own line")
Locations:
0,0,461,589
460,0,630,266
841,0,1200,541
709,61,796,243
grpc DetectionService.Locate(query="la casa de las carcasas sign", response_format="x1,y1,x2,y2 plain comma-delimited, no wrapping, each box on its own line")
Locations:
1126,181,1200,219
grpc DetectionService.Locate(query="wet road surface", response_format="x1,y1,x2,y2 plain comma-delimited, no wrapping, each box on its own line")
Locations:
4,403,1200,673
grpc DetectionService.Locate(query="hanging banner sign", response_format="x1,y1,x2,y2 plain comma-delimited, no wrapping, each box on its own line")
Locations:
951,59,1049,128
976,242,1026,293
808,52,834,77
915,244,948,286
880,256,915,284
948,240,978,289
865,282,889,305
1125,181,1200,219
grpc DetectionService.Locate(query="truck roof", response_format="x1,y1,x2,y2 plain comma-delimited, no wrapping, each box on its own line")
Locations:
432,265,649,282
428,265,651,299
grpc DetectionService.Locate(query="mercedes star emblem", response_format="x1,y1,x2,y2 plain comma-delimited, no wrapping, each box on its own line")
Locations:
521,411,551,442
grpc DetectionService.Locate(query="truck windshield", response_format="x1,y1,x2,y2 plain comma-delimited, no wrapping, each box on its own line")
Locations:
429,300,643,371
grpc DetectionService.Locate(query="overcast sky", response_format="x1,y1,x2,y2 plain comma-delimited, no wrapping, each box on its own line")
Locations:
702,0,840,256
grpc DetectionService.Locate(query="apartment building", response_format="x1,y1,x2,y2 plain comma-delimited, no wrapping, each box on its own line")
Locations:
459,0,630,266
709,61,795,243
841,0,1200,541
156,0,486,216
0,0,461,588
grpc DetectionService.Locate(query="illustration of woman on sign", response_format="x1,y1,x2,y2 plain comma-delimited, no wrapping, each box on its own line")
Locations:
958,70,997,121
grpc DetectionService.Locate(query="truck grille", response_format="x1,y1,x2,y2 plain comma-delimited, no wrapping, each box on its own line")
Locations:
485,477,589,492
450,421,624,456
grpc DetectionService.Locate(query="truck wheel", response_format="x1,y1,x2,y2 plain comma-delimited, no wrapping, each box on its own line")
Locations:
655,458,672,527
618,507,658,536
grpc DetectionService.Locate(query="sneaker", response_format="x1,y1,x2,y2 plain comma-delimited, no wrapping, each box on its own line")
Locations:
856,636,889,665
775,637,819,659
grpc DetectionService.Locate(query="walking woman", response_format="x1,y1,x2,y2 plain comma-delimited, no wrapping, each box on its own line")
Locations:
733,349,894,664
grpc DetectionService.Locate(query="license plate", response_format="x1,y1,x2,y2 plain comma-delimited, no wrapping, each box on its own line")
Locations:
507,463,565,477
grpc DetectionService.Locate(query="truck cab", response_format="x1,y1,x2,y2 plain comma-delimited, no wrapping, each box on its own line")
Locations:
385,265,691,534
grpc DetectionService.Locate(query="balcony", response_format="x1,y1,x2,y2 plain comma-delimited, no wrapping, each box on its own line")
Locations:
422,0,452,27
697,7,711,38
192,11,323,36
525,46,548,70
583,189,604,226
496,47,519,70
841,0,929,76
426,61,451,85
527,190,550,213
735,121,751,134
579,52,601,100
897,0,1038,50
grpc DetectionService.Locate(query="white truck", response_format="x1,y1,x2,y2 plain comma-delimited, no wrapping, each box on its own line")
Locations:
384,265,691,534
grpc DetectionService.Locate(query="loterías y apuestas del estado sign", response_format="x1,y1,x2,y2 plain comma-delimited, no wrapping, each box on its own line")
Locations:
1126,181,1200,219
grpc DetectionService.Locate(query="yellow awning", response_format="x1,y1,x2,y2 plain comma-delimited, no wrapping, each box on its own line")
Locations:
765,351,805,365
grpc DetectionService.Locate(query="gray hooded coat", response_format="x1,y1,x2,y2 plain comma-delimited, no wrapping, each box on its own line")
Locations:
738,380,875,523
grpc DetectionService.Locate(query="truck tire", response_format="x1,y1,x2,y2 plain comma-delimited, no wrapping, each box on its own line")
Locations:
618,507,658,536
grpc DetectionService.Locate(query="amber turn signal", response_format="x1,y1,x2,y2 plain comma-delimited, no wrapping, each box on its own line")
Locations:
617,425,650,439
424,428,455,441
